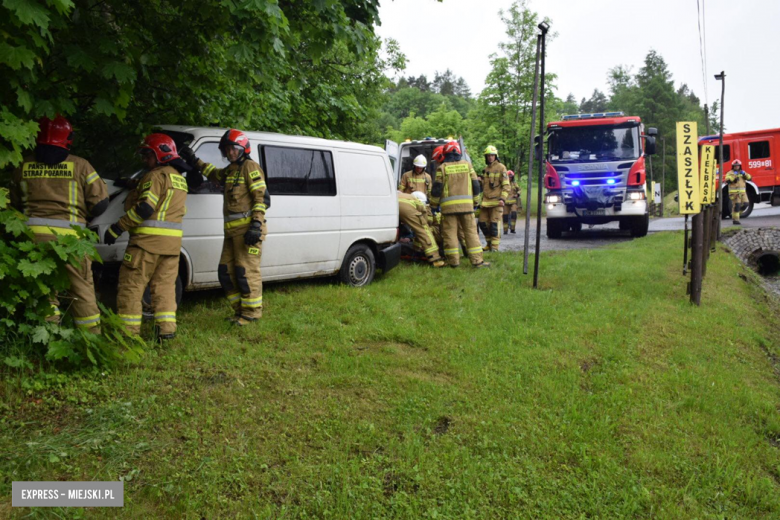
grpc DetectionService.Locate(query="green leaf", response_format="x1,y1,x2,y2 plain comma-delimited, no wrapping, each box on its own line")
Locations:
3,0,51,29
92,98,115,117
0,42,37,70
66,47,96,72
102,61,136,84
31,325,50,344
46,340,74,361
16,88,33,112
0,188,8,209
4,356,33,369
18,257,56,278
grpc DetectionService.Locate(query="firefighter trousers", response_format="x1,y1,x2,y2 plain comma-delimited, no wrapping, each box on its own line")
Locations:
479,205,503,250
219,232,263,320
503,204,518,233
35,233,101,332
117,246,179,335
730,193,748,221
402,211,441,263
442,213,484,267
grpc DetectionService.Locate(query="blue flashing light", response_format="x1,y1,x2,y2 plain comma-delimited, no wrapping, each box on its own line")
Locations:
571,180,580,186
607,179,616,185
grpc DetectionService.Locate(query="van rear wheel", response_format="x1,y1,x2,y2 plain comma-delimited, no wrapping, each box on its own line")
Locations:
339,244,376,287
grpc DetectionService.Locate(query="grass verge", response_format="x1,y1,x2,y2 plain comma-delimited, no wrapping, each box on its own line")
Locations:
2,231,780,518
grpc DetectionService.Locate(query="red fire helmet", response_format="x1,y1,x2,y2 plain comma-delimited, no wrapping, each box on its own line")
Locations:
36,115,73,150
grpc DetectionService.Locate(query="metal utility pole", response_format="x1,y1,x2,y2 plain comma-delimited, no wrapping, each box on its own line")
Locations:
715,72,726,239
533,21,550,289
690,210,704,305
702,104,712,272
523,35,542,275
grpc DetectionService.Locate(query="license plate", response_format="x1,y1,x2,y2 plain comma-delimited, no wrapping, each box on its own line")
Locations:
584,209,605,216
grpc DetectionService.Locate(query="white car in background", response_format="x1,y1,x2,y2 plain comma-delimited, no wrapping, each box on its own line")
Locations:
90,126,401,305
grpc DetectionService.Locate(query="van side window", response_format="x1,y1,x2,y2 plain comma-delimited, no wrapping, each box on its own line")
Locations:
748,141,770,160
195,141,230,170
264,147,336,196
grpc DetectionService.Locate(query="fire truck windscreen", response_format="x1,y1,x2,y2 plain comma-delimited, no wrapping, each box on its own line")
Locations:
549,124,640,163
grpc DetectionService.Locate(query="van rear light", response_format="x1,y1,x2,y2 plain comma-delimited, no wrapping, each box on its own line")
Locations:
544,162,561,189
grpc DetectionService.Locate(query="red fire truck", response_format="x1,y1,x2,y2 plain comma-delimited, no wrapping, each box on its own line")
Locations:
699,128,780,218
542,112,657,238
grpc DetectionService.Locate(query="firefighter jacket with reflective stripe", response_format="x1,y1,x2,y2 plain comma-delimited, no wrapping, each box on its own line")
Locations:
119,165,187,255
725,170,752,193
198,158,267,238
399,170,432,197
398,191,427,213
506,180,521,205
11,154,108,235
480,161,509,208
431,160,480,215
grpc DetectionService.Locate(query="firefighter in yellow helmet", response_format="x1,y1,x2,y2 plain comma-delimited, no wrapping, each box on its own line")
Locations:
104,134,187,340
399,154,432,198
398,191,445,267
479,145,509,251
430,141,489,268
725,159,752,225
11,116,109,333
180,130,268,326
503,170,521,234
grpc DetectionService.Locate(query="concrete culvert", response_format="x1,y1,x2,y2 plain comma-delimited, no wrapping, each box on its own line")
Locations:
756,252,780,277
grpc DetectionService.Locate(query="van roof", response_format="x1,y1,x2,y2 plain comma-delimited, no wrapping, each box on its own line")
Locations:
159,125,386,154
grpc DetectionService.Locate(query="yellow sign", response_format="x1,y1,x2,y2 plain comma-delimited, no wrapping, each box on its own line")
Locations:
22,162,74,179
676,122,700,214
700,145,716,205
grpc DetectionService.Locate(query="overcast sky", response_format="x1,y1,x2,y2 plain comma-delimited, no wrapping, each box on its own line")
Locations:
376,0,779,133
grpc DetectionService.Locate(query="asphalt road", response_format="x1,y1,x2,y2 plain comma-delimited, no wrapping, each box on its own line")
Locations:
497,203,780,253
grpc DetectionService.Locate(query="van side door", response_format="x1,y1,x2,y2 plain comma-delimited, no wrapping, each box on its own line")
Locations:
260,145,341,280
336,151,397,255
186,139,231,287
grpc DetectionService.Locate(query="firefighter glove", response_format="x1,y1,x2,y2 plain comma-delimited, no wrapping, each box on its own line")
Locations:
244,220,263,246
179,146,198,166
104,223,124,245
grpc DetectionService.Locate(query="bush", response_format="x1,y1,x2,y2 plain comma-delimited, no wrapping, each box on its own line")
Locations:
0,188,145,370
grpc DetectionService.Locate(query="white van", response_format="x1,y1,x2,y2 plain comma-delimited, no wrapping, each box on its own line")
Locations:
90,126,401,303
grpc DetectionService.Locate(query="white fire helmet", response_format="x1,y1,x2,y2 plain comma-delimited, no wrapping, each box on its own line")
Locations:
413,155,427,168
412,191,428,204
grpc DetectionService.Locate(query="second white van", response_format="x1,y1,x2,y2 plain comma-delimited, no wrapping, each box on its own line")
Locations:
89,126,401,304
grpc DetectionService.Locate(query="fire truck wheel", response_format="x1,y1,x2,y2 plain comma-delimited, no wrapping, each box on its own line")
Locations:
546,219,564,239
629,215,649,238
739,200,754,218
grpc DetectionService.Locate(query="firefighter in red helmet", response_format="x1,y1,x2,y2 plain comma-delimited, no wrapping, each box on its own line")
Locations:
10,115,109,332
180,130,268,325
104,133,188,340
429,141,489,268
725,159,752,225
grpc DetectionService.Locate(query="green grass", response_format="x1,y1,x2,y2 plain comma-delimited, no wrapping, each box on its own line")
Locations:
2,232,780,518
663,190,680,217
